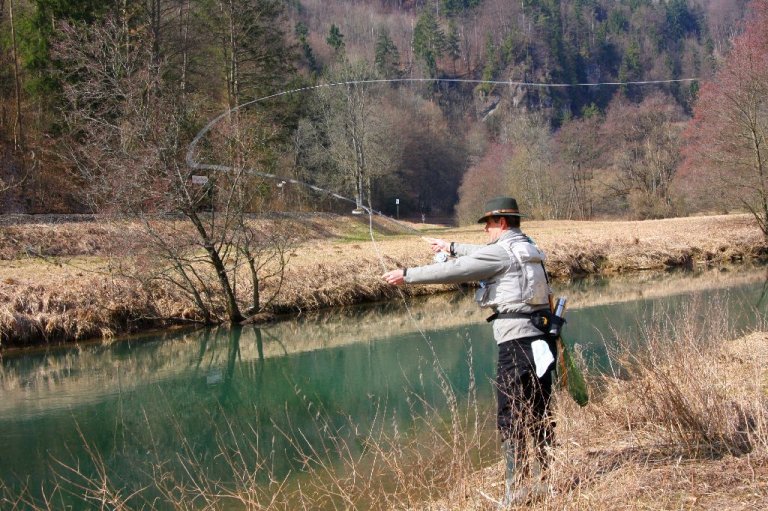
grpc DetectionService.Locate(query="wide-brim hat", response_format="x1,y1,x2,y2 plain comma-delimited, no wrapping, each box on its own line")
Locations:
477,196,524,223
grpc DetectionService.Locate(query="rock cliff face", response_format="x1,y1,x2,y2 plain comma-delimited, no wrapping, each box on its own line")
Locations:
477,93,500,121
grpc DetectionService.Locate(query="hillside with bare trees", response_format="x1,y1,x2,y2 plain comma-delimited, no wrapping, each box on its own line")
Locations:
0,0,764,224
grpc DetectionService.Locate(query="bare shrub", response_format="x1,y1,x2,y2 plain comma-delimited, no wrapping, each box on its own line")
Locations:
598,293,768,458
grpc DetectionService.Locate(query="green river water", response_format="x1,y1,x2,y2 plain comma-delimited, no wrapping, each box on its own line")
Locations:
1,266,766,508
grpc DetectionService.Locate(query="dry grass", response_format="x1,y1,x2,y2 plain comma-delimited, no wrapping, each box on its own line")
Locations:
0,213,766,349
423,304,768,510
2,301,767,509
245,213,768,315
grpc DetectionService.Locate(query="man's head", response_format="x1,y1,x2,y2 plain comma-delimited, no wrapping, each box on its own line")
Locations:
477,197,522,241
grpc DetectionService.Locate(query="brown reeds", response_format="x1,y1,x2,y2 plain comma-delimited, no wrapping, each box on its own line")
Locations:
596,295,767,458
525,295,768,510
3,296,767,509
2,213,767,349
414,293,768,510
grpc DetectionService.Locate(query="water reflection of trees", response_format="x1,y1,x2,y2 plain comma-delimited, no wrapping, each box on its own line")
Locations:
756,267,768,310
1,265,766,414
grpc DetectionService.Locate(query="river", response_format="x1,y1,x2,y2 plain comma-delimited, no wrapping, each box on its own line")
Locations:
1,266,766,508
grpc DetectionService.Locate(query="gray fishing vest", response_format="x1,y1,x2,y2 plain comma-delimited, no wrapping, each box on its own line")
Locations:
475,234,551,312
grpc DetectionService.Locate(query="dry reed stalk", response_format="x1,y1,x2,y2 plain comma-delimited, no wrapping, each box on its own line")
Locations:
2,213,767,348
3,329,768,509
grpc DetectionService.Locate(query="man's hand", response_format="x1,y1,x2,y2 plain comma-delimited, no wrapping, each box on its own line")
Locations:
421,237,449,254
382,269,405,286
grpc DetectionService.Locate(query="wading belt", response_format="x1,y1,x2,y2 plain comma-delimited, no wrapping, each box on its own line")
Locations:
487,309,560,339
486,311,534,322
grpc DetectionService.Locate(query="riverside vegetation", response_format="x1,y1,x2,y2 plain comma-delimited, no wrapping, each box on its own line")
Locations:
0,212,766,350
0,248,767,509
0,213,767,509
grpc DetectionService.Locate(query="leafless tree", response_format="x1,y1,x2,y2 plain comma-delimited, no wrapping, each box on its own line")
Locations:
601,94,685,219
555,115,603,220
683,0,768,237
501,111,561,219
310,60,395,213
53,12,297,324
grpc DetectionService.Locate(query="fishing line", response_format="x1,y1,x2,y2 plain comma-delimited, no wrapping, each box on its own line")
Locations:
187,76,700,174
187,76,702,504
186,74,701,274
187,75,700,379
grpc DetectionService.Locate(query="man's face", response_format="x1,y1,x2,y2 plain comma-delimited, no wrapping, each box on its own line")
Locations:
484,216,506,242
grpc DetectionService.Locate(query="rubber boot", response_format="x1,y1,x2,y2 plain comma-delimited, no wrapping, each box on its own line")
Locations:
499,440,529,509
527,457,550,501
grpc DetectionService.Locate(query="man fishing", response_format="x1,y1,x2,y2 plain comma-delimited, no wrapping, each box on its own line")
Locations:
382,196,557,506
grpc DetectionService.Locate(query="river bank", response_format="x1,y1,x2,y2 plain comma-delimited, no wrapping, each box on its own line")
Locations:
426,330,768,510
1,213,766,350
2,279,765,510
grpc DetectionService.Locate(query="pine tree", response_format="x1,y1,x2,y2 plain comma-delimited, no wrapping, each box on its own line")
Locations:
326,23,345,53
446,20,461,75
412,9,445,77
16,0,108,107
374,28,400,77
442,0,482,17
295,21,318,72
205,0,296,106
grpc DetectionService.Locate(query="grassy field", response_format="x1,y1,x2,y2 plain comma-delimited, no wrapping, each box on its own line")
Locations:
0,213,766,349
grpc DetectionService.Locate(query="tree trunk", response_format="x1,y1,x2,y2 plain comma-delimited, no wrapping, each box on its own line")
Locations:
248,256,260,313
188,209,244,323
149,0,161,66
179,0,190,94
9,0,23,151
751,125,768,238
227,0,239,108
122,0,130,57
1,0,6,134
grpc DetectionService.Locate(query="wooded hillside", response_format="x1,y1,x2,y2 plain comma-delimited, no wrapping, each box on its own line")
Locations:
0,0,765,226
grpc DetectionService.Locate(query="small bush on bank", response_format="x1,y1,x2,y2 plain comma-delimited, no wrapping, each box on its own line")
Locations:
597,295,768,458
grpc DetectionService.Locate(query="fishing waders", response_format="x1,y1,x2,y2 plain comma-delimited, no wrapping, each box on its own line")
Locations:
496,340,556,508
500,438,525,508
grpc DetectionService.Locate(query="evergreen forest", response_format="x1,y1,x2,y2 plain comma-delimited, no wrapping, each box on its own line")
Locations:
1,0,766,226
